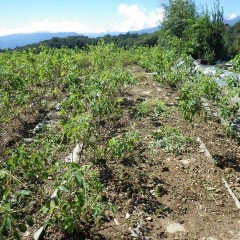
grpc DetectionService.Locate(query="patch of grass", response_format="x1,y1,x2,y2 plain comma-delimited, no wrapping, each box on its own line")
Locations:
153,100,167,117
137,100,167,117
149,127,193,154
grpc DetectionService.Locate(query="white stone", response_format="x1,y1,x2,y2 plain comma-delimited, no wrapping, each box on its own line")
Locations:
65,143,83,163
166,222,186,234
180,159,190,165
34,226,44,240
142,91,152,95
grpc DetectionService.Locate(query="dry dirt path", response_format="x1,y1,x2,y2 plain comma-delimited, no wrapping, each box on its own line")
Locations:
99,66,240,240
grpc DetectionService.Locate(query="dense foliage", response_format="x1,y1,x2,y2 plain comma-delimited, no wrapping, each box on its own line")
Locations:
16,32,159,52
161,0,226,62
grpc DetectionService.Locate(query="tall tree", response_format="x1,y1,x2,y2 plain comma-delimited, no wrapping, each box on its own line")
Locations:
161,0,197,38
161,0,225,62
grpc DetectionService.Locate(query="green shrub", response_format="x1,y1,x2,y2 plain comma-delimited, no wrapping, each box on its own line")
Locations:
149,127,193,154
108,131,139,159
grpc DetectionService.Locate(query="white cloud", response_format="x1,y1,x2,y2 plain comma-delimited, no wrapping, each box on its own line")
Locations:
226,14,240,20
114,4,165,32
0,4,164,36
0,20,95,36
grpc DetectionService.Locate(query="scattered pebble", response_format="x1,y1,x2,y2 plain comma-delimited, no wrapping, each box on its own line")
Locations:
224,168,232,174
215,189,222,193
114,218,120,226
180,159,190,165
146,216,152,221
142,90,152,95
34,226,44,240
161,166,170,172
166,222,186,234
201,237,217,240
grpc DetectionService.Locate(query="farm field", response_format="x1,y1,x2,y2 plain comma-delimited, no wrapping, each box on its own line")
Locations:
0,42,240,240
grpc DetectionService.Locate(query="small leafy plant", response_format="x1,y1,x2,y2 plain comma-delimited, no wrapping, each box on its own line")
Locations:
153,100,167,117
149,127,193,154
178,83,203,123
218,98,239,137
108,131,139,159
137,100,167,117
45,164,107,234
137,101,151,117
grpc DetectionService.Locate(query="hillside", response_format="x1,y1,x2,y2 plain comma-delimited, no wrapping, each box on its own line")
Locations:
0,43,240,240
0,27,159,49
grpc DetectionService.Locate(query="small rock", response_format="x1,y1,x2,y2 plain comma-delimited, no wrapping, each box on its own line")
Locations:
215,189,221,193
224,168,232,174
23,231,31,237
146,217,152,221
201,237,217,240
166,222,186,234
236,178,240,184
34,227,44,240
180,159,190,165
142,90,152,95
167,102,176,107
125,213,130,219
55,103,61,110
23,138,34,143
161,166,169,172
114,218,120,226
207,187,215,191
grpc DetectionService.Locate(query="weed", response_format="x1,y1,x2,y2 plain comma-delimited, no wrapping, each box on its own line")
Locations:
108,131,139,159
137,100,167,117
149,127,193,154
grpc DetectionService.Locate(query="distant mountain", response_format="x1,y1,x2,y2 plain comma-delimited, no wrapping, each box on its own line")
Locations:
0,27,160,49
0,32,80,49
130,26,160,35
224,16,240,26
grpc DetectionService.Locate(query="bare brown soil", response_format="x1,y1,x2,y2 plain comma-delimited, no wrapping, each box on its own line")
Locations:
97,66,240,240
2,66,240,240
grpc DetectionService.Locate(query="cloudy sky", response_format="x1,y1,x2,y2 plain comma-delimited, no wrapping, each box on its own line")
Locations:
0,0,239,36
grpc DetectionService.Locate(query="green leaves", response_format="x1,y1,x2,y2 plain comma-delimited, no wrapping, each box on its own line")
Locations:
25,215,34,227
149,127,193,154
108,131,139,159
45,164,105,234
136,100,167,118
178,82,203,123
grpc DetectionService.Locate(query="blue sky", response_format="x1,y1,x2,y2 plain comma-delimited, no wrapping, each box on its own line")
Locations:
0,0,239,36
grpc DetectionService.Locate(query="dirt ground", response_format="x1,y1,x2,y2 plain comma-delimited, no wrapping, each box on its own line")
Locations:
2,66,240,240
97,66,240,240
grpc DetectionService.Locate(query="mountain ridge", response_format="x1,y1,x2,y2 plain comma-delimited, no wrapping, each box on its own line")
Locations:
1,17,239,50
0,27,160,49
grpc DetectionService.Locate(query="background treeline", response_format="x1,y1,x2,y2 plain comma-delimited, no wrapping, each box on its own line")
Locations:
13,0,240,63
160,0,240,63
15,32,159,52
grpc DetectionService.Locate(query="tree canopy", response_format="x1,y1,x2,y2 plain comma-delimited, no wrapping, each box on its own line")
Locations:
161,0,226,62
